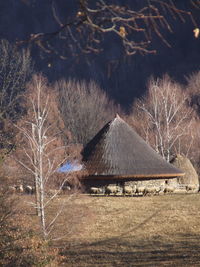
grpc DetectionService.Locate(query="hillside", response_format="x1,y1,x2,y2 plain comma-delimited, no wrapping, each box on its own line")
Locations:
0,0,199,109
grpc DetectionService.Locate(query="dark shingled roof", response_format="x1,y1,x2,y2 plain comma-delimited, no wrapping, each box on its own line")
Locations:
81,115,184,179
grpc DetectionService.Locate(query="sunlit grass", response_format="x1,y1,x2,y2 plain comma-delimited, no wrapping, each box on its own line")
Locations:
18,193,200,266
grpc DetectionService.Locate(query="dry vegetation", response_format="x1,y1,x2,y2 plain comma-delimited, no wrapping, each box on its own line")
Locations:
16,193,200,267
1,38,200,267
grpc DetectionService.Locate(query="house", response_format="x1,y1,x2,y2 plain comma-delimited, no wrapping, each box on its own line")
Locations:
81,115,184,191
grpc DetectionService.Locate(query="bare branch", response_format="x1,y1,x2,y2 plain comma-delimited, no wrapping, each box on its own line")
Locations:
132,74,194,161
15,74,71,240
17,1,197,57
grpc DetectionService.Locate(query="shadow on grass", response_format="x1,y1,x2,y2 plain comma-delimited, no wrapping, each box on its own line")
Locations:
59,204,200,267
55,194,200,266
60,233,200,267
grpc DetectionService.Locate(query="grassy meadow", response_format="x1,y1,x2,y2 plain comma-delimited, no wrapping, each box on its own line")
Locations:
18,193,200,266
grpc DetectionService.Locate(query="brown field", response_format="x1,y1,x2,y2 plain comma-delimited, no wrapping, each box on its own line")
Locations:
19,193,200,266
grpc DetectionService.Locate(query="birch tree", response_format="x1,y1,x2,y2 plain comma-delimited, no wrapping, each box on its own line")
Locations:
15,75,74,240
132,75,194,162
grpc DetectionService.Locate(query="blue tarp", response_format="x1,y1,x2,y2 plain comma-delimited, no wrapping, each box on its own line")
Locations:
57,160,83,173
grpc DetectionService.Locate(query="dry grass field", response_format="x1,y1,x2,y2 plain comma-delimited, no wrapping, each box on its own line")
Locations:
19,193,200,267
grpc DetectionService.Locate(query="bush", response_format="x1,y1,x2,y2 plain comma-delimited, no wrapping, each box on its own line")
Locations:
0,190,60,266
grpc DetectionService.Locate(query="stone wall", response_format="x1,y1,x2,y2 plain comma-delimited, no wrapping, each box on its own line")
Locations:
83,177,178,193
124,178,167,188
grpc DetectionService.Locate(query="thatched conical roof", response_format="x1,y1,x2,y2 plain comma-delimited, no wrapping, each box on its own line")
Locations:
82,115,184,180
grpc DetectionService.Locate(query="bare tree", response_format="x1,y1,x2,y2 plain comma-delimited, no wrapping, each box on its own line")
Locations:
15,75,74,240
186,71,200,115
181,71,200,172
0,39,32,154
19,1,198,57
131,75,194,162
56,79,119,145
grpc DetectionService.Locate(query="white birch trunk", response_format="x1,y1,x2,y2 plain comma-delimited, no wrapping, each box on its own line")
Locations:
16,75,70,240
135,75,193,161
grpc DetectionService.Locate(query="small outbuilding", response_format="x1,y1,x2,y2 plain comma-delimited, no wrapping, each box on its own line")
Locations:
81,115,184,192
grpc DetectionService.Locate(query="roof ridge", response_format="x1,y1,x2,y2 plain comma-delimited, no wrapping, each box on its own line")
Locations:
82,116,184,178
